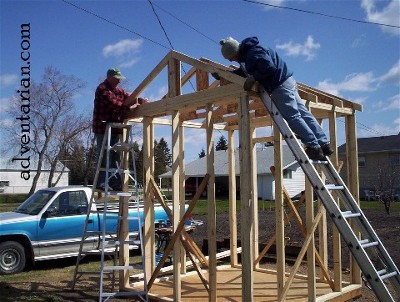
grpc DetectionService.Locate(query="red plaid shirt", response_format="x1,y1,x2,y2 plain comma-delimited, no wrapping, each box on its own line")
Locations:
92,80,130,134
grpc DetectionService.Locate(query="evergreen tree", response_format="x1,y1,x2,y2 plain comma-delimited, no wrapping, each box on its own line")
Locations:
216,135,228,151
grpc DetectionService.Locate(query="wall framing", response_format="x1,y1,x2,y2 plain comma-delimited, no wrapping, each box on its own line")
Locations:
124,50,364,301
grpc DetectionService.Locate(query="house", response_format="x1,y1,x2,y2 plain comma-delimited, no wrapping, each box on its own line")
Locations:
0,158,69,194
338,133,400,200
159,145,305,200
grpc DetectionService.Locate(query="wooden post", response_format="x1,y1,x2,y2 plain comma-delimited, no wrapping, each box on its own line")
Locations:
251,128,259,269
206,103,217,301
329,110,342,291
179,125,186,275
306,178,316,300
273,123,285,298
143,117,155,279
172,110,181,301
228,129,238,266
169,57,182,301
345,114,361,285
119,127,130,289
238,92,254,301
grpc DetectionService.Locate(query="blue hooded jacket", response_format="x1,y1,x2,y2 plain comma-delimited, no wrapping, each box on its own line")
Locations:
234,37,293,93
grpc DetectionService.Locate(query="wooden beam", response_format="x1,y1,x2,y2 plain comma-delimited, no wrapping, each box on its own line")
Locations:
143,117,155,279
274,124,285,296
206,103,217,301
125,83,243,119
228,129,238,266
238,92,254,301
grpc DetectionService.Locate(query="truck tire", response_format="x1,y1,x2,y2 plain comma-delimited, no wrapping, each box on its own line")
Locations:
0,241,26,275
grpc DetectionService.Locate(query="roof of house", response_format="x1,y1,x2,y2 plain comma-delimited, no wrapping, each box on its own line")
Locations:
160,145,297,178
338,133,400,154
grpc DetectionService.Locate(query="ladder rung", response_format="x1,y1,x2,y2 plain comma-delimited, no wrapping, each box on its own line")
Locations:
360,240,379,249
341,211,361,219
325,184,344,190
380,271,398,281
103,265,134,271
101,291,148,298
111,143,134,151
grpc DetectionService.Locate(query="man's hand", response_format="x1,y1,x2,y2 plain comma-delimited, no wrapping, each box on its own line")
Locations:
243,75,256,91
138,97,149,104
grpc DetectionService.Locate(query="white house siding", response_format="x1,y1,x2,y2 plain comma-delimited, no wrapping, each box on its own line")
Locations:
270,166,305,200
1,171,69,194
257,174,274,200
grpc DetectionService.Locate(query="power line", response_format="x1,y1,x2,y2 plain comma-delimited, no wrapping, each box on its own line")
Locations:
243,0,400,29
61,0,170,50
148,0,175,50
147,0,196,91
151,2,219,45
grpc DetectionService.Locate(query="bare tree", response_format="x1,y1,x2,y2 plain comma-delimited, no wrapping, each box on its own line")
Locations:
372,159,399,215
4,66,89,195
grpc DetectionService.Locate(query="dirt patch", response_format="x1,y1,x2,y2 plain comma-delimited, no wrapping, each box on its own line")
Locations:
190,208,400,302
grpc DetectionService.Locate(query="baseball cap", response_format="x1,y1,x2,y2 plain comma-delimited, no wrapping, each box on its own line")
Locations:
107,68,125,79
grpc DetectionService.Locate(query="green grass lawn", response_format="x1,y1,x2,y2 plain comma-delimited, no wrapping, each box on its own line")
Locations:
1,193,399,214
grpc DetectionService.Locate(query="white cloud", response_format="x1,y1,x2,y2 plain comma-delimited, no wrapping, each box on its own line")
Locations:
317,60,399,95
147,85,168,101
102,39,143,68
384,94,400,111
317,72,376,95
378,59,400,85
0,74,18,88
276,35,320,61
361,0,400,36
102,39,143,57
258,0,286,11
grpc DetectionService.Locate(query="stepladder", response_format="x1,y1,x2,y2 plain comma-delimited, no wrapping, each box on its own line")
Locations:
258,89,400,302
71,123,148,302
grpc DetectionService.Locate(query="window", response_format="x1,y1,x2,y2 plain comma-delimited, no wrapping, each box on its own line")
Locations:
48,191,88,216
358,156,366,167
283,169,292,179
390,155,400,166
0,181,10,187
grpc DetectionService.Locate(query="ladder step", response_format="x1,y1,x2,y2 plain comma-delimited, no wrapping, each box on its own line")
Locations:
103,265,134,271
341,211,361,219
380,271,398,281
101,290,148,298
325,184,344,190
111,143,134,151
359,239,379,249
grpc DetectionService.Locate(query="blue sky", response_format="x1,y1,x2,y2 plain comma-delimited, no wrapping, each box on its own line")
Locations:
1,0,399,163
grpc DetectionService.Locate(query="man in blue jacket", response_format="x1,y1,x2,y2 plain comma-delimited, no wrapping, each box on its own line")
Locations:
219,36,333,160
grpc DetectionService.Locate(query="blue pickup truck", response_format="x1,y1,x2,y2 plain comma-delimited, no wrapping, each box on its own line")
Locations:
0,186,196,275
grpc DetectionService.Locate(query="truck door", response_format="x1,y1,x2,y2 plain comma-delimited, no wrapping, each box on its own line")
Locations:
37,190,96,257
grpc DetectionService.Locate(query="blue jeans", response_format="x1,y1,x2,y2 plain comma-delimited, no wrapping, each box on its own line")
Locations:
270,76,329,148
95,133,122,188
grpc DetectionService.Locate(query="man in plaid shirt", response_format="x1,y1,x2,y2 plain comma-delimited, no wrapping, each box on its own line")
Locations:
93,67,148,191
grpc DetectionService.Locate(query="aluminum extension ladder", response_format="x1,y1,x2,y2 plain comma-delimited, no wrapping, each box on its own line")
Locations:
71,123,148,302
259,89,400,302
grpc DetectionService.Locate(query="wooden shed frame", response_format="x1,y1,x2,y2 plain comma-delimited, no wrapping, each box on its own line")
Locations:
122,50,364,301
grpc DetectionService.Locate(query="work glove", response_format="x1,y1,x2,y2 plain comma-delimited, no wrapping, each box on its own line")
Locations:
243,75,256,91
211,72,220,80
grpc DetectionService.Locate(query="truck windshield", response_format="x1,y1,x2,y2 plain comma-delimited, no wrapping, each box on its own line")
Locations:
15,190,56,215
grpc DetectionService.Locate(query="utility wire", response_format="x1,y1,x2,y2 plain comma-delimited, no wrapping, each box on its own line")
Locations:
151,1,219,45
243,0,400,29
61,0,170,50
147,0,196,91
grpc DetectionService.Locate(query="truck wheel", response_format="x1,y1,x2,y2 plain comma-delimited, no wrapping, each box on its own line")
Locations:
0,241,26,275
